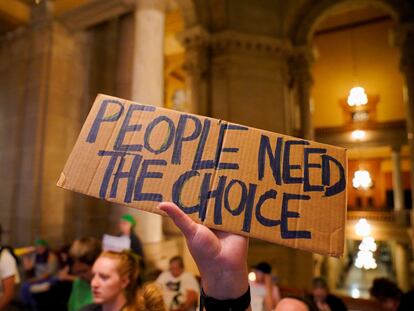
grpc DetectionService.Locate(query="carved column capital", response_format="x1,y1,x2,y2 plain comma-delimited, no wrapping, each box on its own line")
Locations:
178,25,210,49
289,45,315,86
288,45,315,140
178,26,210,75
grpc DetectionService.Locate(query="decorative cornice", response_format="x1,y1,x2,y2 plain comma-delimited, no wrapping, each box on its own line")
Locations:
210,30,291,56
59,0,135,32
177,25,210,49
290,44,316,64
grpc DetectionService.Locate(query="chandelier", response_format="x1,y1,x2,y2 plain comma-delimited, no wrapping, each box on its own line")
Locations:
347,86,368,107
352,169,373,190
354,218,377,270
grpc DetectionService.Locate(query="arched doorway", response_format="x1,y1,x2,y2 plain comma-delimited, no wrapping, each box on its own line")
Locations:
291,0,413,297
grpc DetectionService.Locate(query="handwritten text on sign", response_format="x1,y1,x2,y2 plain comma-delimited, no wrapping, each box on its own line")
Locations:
84,98,345,240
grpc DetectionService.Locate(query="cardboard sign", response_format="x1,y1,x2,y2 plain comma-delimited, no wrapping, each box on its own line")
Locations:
57,94,347,256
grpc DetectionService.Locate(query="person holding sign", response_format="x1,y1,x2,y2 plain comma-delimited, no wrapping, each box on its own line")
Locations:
159,202,321,311
56,94,348,309
158,202,251,311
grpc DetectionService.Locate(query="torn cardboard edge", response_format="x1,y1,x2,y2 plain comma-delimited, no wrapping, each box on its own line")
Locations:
57,94,347,257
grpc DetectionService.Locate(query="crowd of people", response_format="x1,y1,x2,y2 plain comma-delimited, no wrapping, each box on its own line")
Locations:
0,202,413,311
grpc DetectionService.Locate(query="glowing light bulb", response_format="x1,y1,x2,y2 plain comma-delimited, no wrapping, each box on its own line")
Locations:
352,170,373,189
355,218,371,237
347,87,368,107
359,236,377,252
351,130,366,140
351,287,360,299
248,272,256,282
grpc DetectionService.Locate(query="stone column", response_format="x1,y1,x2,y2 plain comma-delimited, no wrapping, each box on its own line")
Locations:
207,31,292,134
391,146,405,212
396,23,414,210
132,0,165,106
289,46,314,140
0,0,92,246
130,0,166,243
178,26,210,115
326,256,343,292
394,242,410,291
395,23,414,273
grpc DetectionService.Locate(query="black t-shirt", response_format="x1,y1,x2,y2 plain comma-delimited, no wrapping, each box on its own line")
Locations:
325,294,348,311
130,232,145,258
398,290,414,311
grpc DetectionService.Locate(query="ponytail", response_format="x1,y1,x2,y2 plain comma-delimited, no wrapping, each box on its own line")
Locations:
128,283,165,311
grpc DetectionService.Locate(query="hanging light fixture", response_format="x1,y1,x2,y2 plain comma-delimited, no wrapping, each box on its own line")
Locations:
355,218,371,237
352,169,373,189
354,218,377,270
346,27,368,108
359,236,377,252
347,86,368,107
354,249,377,270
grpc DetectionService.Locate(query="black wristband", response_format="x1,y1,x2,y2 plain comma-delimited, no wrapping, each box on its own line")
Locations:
200,286,251,311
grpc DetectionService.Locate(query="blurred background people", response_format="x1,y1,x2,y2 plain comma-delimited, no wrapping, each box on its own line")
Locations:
68,237,102,311
0,224,20,310
20,238,58,310
156,256,198,311
118,214,144,259
80,250,165,311
370,277,414,311
249,261,280,311
308,277,347,311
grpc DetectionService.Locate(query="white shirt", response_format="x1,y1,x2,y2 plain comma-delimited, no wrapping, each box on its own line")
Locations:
249,280,280,311
157,271,199,311
0,249,20,295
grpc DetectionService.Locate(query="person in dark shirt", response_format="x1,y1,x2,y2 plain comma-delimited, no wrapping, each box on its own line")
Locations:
118,214,144,259
370,277,414,311
308,277,347,311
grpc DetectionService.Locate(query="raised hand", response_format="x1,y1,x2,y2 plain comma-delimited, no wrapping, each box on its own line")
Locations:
158,202,249,300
